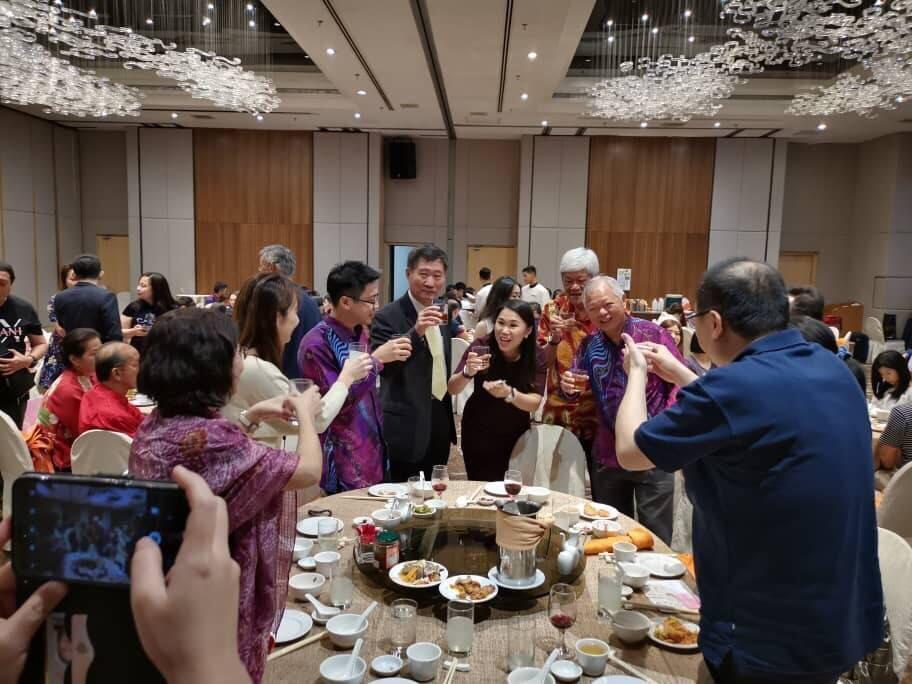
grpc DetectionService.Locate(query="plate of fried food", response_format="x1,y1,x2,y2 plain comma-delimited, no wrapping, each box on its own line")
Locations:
389,560,448,589
438,574,499,604
648,616,700,652
581,501,619,521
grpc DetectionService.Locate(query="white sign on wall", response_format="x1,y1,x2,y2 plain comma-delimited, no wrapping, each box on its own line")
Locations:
616,268,632,291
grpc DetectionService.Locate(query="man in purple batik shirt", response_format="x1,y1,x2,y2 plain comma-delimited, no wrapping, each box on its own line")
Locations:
298,261,411,493
561,275,682,543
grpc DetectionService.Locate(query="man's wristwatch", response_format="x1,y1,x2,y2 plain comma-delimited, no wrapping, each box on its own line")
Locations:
238,410,259,434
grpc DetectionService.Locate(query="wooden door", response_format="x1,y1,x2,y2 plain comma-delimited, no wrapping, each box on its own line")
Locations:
778,251,818,287
466,246,517,289
95,235,131,293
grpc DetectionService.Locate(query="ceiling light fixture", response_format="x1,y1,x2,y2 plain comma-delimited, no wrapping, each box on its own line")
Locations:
641,13,649,22
246,3,254,10
684,9,692,18
640,121,648,127
520,92,529,100
145,17,153,25
541,120,548,126
606,19,613,27
171,112,178,119
326,47,335,56
817,122,827,130
527,51,537,61
651,28,659,35
88,8,96,18
248,20,255,28
207,3,214,9
256,114,264,121
356,89,366,96
202,16,211,26
354,112,361,119
607,36,615,43
898,95,906,103
714,121,721,127
688,35,696,42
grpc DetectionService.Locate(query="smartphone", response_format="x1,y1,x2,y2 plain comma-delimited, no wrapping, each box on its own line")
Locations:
12,473,189,588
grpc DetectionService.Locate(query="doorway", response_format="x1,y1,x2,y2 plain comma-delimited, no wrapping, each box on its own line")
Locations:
95,235,131,293
778,251,818,287
466,246,516,290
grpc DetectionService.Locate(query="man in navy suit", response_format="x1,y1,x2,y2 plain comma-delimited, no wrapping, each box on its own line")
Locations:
371,244,456,481
53,254,122,343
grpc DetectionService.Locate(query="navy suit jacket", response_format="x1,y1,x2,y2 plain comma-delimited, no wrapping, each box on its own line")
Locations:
53,282,122,342
283,286,322,379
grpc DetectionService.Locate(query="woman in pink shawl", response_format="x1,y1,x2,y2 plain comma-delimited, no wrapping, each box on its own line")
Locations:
129,308,322,682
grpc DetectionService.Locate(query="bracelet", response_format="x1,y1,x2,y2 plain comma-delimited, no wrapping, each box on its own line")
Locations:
462,368,475,379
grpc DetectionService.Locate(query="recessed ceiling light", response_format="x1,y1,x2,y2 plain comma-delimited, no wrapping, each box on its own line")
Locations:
207,2,214,9
817,122,827,131
248,19,255,27
202,16,211,26
651,27,658,35
246,3,254,10
640,121,648,128
354,112,361,119
684,9,692,18
714,121,721,127
145,17,153,25
688,35,695,42
607,36,615,42
541,120,548,126
356,89,367,96
326,47,335,56
171,112,178,119
274,22,280,27
606,19,613,27
585,58,591,62
897,95,905,103
641,13,649,21
88,8,97,18
520,92,529,101
256,114,264,122
527,51,537,61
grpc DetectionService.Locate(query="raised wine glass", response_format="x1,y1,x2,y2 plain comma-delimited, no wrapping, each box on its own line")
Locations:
431,464,449,500
504,468,523,501
548,582,577,660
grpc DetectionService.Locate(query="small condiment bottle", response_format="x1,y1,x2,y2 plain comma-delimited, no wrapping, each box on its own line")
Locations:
375,530,400,571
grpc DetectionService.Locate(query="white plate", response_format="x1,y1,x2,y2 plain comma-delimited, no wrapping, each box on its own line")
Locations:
275,609,313,644
592,677,647,684
635,553,686,579
412,507,436,518
129,394,155,407
648,618,700,652
389,560,449,589
382,679,418,684
438,574,499,604
295,516,343,537
297,557,316,571
487,567,546,590
368,483,407,498
484,481,509,497
580,502,619,521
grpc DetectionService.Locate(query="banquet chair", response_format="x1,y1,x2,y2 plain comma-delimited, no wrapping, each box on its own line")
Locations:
508,424,586,496
70,430,132,476
878,460,912,545
450,337,472,415
876,527,912,677
460,308,477,332
0,410,33,523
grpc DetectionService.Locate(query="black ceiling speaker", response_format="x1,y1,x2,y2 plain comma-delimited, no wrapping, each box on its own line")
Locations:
389,140,416,179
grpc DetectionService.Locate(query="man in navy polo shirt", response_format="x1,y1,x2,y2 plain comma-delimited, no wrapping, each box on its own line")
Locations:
615,258,883,683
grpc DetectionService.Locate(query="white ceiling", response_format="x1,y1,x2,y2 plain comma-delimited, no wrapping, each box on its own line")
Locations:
11,0,912,143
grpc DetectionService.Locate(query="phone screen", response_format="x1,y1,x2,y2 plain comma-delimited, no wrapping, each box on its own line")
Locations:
13,474,188,587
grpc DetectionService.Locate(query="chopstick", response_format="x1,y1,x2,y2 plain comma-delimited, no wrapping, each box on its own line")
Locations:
340,496,386,502
623,600,701,620
607,653,658,684
443,657,459,684
266,630,326,661
467,484,484,503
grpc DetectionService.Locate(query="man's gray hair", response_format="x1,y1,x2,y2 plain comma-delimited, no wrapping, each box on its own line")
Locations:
259,244,296,277
582,275,625,307
559,247,599,276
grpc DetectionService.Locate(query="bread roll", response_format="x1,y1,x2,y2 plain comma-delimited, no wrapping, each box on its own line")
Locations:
583,535,632,555
628,527,654,550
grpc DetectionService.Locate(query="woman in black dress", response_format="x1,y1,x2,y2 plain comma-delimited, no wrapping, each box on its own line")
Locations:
120,272,178,354
449,300,547,481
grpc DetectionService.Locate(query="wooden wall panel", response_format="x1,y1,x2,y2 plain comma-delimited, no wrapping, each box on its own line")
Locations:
586,137,715,301
194,129,313,291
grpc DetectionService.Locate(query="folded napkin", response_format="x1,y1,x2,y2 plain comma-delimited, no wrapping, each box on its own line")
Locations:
495,510,548,551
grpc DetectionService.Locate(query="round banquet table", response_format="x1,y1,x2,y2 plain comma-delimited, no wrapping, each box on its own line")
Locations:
265,480,704,683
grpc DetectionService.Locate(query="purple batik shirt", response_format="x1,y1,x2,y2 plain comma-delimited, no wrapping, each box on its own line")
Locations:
576,316,683,467
298,316,386,493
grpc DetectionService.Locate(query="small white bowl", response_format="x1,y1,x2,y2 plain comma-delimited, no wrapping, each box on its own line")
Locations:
371,654,403,677
507,667,556,684
524,486,550,504
314,550,341,577
319,653,367,684
613,541,638,563
371,508,402,530
621,563,649,589
297,556,316,571
611,609,651,644
293,537,314,560
591,519,623,539
574,638,610,677
427,499,446,511
288,572,325,600
326,613,370,648
405,642,442,682
550,659,583,682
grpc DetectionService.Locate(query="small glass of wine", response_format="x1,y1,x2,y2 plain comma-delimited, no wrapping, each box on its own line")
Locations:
504,468,523,501
548,582,577,660
431,464,449,499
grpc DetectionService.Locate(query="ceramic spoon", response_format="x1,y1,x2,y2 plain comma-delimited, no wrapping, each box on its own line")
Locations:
355,600,378,630
346,638,364,678
304,593,341,619
539,648,559,684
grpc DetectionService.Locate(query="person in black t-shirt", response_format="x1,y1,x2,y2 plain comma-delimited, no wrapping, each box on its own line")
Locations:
0,261,48,426
120,272,178,355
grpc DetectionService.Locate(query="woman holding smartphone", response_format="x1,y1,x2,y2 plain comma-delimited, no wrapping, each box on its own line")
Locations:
129,307,322,683
121,272,178,354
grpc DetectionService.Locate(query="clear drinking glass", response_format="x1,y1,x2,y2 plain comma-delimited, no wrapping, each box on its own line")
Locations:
431,465,449,499
504,468,523,501
349,342,368,361
473,344,490,374
389,598,418,658
507,613,536,671
291,378,314,394
408,475,424,506
446,600,474,656
329,561,354,609
548,583,577,660
317,518,339,553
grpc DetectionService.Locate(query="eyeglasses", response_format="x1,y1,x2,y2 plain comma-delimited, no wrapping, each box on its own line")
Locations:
685,309,713,321
355,298,379,308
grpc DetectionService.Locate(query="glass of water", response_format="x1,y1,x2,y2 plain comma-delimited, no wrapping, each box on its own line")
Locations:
389,598,417,658
507,613,536,671
408,475,424,506
329,561,354,609
349,342,368,360
446,600,474,657
317,518,339,552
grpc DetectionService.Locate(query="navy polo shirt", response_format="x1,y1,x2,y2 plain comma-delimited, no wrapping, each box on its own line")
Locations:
635,329,883,680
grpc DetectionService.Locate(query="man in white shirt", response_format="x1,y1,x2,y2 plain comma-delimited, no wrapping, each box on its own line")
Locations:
472,267,493,316
521,265,552,308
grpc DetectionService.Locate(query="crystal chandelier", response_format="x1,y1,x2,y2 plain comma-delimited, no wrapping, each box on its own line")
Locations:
787,55,912,116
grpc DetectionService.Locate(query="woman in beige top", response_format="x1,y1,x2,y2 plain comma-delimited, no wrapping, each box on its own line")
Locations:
223,273,371,449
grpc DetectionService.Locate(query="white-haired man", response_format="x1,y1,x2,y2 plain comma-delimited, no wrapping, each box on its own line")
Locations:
258,244,322,380
559,275,681,543
537,248,600,463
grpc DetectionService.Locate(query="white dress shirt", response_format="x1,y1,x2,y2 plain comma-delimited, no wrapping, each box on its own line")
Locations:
521,282,552,308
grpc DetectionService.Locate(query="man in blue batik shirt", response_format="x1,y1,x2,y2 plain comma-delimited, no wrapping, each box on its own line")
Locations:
615,257,883,684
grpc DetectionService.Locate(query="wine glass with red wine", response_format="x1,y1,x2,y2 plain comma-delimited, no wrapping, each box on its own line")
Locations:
548,583,577,660
431,465,449,500
504,468,523,501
